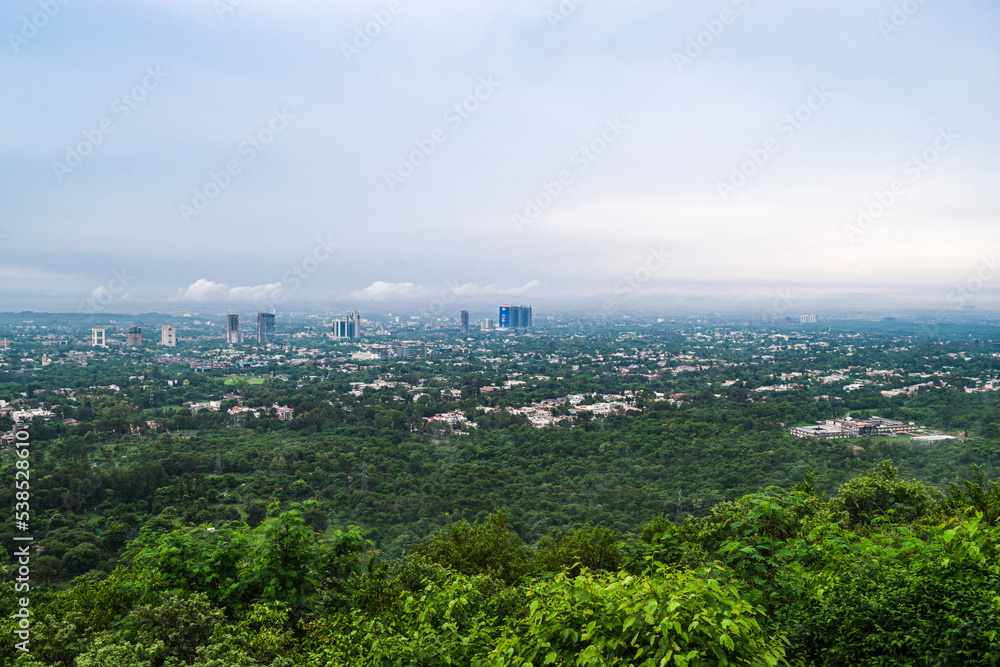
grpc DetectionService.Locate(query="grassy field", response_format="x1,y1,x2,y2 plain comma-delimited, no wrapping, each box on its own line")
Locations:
224,377,265,385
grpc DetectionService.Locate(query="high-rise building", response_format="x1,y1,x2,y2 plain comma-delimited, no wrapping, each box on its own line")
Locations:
498,304,511,329
331,310,361,340
227,312,241,344
347,309,361,338
460,310,469,334
160,325,176,347
257,312,275,343
126,326,142,347
499,304,532,330
91,328,106,347
331,318,349,339
480,318,494,332
800,314,817,324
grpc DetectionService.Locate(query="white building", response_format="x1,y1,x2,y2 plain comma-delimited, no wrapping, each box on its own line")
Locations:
161,325,176,347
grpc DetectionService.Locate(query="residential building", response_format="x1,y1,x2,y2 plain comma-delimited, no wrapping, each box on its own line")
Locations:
160,325,176,347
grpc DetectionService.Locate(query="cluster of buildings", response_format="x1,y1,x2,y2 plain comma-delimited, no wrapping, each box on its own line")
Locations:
226,312,276,344
330,310,362,340
351,341,427,360
426,391,637,431
91,325,179,348
91,312,279,349
0,400,54,425
789,416,913,440
82,304,527,351
462,304,533,333
184,395,295,420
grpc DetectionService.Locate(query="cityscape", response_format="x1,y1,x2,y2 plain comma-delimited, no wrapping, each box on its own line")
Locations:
3,0,998,663
82,303,533,350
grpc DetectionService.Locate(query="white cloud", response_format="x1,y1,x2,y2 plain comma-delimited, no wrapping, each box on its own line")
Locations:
353,279,542,304
438,280,541,297
480,280,541,296
174,279,284,302
349,281,423,301
228,282,285,302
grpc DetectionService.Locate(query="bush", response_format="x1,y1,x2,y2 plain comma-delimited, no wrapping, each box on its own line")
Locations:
491,565,787,666
534,525,621,576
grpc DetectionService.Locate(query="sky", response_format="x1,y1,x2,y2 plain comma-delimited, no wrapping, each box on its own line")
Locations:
1,0,998,317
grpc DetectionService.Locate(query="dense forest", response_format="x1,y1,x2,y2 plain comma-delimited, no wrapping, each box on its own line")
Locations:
4,462,1000,665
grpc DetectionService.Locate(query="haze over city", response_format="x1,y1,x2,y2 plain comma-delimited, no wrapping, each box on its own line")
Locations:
2,0,998,314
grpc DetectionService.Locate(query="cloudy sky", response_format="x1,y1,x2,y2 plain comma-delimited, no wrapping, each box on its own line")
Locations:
2,0,998,315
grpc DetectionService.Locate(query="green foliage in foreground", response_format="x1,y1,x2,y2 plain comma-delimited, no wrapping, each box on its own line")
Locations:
5,464,1000,665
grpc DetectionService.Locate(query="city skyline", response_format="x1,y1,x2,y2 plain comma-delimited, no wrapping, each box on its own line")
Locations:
1,1,998,315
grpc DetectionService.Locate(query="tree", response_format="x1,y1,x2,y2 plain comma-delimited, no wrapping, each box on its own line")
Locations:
63,543,104,576
244,500,267,528
34,555,62,589
832,461,940,527
413,510,532,585
534,525,621,576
